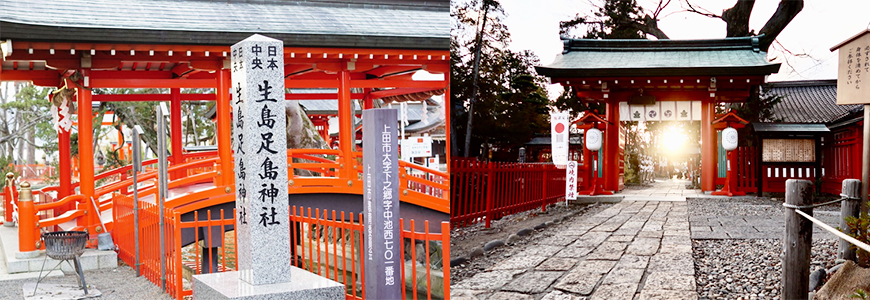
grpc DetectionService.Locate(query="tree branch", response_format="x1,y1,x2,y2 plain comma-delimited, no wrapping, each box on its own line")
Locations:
634,15,670,39
682,0,723,20
758,0,804,52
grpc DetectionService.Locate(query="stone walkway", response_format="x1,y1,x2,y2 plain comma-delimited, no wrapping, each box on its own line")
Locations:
452,198,699,300
620,180,703,201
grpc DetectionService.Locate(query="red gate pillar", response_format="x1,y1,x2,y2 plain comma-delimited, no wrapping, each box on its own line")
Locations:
338,70,354,179
701,100,717,192
604,101,620,191
76,69,97,231
216,69,233,186
170,88,183,179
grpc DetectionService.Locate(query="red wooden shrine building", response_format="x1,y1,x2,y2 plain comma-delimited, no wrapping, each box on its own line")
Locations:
1,0,450,299
536,36,781,193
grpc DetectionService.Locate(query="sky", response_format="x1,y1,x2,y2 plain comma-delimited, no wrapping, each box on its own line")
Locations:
495,0,870,99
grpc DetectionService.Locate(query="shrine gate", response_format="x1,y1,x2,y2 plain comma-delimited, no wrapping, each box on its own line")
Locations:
536,36,781,192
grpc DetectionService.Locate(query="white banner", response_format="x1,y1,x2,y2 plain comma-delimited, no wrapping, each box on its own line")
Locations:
645,102,661,121
660,101,676,121
551,112,569,167
565,160,578,201
629,105,644,121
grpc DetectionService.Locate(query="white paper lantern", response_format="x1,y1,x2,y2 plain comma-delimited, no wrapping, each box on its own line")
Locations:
722,127,738,151
586,128,602,151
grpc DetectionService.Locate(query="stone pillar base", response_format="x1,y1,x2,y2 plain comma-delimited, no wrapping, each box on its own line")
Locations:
3,221,14,227
193,266,344,300
15,250,39,259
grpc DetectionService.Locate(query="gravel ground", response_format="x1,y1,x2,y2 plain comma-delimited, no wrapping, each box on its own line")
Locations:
0,263,172,300
694,238,838,300
450,202,611,284
690,196,842,300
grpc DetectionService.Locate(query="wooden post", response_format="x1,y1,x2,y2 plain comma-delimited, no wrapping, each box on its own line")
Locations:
783,179,813,300
484,161,494,228
16,182,38,258
839,179,861,261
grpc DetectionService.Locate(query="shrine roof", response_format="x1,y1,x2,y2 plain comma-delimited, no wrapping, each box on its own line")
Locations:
767,80,861,124
0,0,448,49
536,36,780,78
752,123,829,133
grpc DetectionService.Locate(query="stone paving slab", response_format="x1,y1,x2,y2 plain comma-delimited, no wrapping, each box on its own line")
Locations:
536,257,578,271
489,255,549,271
503,271,564,294
540,290,588,300
453,269,526,290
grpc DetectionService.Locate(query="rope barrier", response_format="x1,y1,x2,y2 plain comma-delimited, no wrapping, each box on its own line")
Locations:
789,207,870,254
782,195,854,209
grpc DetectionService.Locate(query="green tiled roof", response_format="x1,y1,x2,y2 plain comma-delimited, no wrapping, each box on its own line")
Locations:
536,36,780,78
0,0,448,49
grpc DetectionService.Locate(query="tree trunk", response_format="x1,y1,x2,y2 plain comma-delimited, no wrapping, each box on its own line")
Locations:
757,0,804,52
722,0,755,37
284,101,329,176
25,129,35,165
284,100,328,150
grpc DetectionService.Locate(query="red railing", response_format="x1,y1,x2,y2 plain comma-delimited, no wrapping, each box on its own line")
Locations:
451,158,566,228
113,197,449,300
12,164,55,182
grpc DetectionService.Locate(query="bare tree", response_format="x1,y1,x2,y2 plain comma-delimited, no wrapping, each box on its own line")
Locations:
683,0,804,52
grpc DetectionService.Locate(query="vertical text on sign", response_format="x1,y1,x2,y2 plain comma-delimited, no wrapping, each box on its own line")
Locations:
363,108,401,299
231,34,290,286
566,161,578,200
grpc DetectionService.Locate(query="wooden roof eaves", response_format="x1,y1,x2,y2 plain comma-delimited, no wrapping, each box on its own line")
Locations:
0,22,449,51
535,64,781,79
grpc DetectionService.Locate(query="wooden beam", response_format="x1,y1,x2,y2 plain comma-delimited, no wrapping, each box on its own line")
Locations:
350,79,447,89
90,78,215,88
0,70,60,82
365,65,422,78
92,93,217,102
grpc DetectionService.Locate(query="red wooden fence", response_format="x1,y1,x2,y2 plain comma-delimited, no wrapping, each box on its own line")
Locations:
734,146,758,193
451,158,566,228
113,197,450,300
822,129,861,194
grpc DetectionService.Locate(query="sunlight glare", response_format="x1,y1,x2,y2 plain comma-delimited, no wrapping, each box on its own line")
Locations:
661,127,687,152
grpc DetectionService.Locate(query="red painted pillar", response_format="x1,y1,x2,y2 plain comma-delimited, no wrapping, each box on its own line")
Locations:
76,69,97,231
170,88,183,179
216,69,233,186
445,83,450,174
701,100,716,192
338,71,354,179
363,88,373,110
604,101,620,191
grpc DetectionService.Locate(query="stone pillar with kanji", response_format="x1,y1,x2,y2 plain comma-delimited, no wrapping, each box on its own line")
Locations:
193,34,342,300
